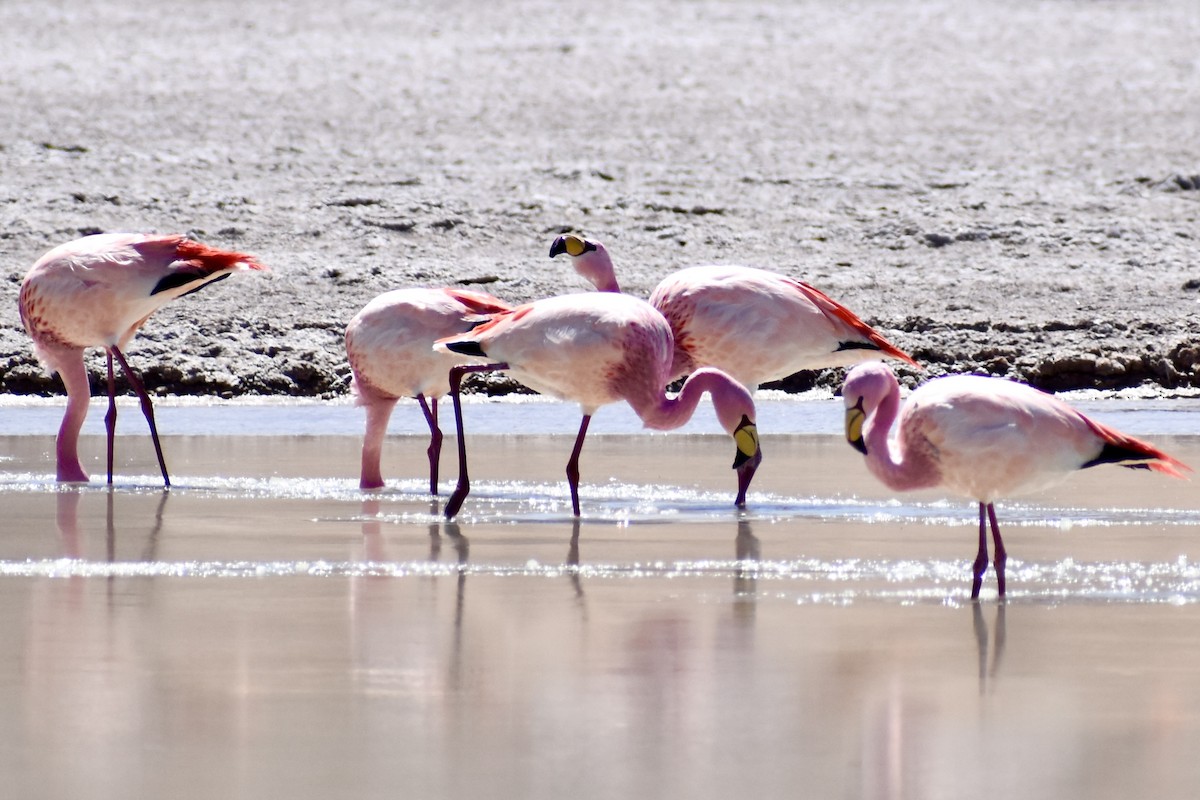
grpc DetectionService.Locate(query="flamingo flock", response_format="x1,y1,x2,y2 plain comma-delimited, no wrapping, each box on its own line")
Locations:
16,231,1190,598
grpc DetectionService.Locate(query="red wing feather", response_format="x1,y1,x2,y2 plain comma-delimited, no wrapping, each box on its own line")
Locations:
441,287,512,316
1079,414,1192,478
787,278,919,367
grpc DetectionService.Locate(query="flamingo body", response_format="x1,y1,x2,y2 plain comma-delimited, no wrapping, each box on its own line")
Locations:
842,362,1190,597
347,287,511,404
435,292,762,517
19,233,266,484
445,293,674,416
547,235,916,389
345,287,511,491
651,265,917,387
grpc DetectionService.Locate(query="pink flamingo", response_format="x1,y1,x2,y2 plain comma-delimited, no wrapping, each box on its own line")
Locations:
19,233,267,485
344,250,624,493
548,234,917,388
842,362,1191,598
434,291,762,518
345,287,511,492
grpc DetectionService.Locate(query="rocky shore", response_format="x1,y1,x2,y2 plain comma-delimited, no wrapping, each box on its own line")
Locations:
2,0,1197,400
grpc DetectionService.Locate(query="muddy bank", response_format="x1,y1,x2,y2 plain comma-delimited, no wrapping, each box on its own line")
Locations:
1,0,1197,399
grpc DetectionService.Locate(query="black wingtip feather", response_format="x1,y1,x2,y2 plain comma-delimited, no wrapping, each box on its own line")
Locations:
444,340,489,358
1082,442,1156,470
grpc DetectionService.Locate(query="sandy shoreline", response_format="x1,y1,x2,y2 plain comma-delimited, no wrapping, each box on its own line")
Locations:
1,0,1198,400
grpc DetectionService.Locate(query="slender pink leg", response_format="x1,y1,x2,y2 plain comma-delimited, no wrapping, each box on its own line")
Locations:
443,363,507,519
105,351,117,484
987,503,1007,598
970,502,989,599
564,415,591,517
110,346,170,487
417,394,442,496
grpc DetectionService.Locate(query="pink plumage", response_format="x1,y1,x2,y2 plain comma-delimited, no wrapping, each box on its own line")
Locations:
434,291,762,518
344,246,626,494
842,362,1191,598
19,233,267,485
547,235,916,389
345,287,513,492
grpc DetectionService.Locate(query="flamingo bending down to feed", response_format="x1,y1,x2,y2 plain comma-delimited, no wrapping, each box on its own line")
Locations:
345,287,512,492
434,291,762,519
19,233,267,485
548,234,917,389
345,249,624,493
841,362,1191,598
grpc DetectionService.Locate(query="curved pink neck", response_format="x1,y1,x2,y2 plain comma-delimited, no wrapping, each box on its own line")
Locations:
53,351,91,482
579,247,621,294
863,382,940,492
634,368,753,434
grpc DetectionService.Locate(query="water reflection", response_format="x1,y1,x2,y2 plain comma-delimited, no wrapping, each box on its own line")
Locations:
54,486,168,563
972,602,1007,693
734,517,760,601
566,518,584,602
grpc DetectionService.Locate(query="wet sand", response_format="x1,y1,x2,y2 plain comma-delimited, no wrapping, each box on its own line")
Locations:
2,428,1200,798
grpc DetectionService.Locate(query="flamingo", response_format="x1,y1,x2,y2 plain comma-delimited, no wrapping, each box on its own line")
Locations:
345,287,511,492
18,233,267,485
434,291,762,518
841,362,1191,598
548,234,917,389
344,250,624,493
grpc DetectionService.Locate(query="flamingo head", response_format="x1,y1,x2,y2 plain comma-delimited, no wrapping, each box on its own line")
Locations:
549,234,621,293
841,362,900,457
845,397,868,455
732,415,762,507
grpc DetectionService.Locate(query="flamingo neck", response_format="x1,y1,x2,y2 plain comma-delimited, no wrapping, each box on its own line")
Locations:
53,351,91,482
579,248,621,294
863,387,940,493
635,368,752,433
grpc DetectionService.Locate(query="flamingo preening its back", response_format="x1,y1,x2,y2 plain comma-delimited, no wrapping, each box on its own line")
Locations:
841,362,1191,598
434,291,762,519
18,233,267,485
548,234,917,389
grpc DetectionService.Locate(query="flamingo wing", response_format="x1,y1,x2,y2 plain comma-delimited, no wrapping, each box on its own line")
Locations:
652,266,914,386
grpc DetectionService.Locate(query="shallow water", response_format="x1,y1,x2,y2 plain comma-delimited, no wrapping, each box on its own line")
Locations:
1,400,1199,798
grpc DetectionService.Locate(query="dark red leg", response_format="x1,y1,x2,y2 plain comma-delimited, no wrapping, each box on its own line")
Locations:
987,503,1007,598
110,346,170,487
417,394,441,496
564,415,591,517
970,502,989,599
443,363,506,519
105,351,117,484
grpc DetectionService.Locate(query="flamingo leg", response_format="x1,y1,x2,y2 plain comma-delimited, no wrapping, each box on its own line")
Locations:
105,350,118,484
564,415,592,517
970,502,989,599
987,503,1008,598
417,394,442,496
109,345,170,487
443,362,507,519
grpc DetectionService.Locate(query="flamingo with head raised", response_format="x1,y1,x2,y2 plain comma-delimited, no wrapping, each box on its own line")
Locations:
548,234,917,389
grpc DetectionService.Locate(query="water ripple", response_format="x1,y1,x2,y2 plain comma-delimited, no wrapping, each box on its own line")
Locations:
4,554,1200,604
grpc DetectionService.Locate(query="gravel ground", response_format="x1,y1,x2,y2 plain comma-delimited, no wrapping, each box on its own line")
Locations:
1,0,1198,400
